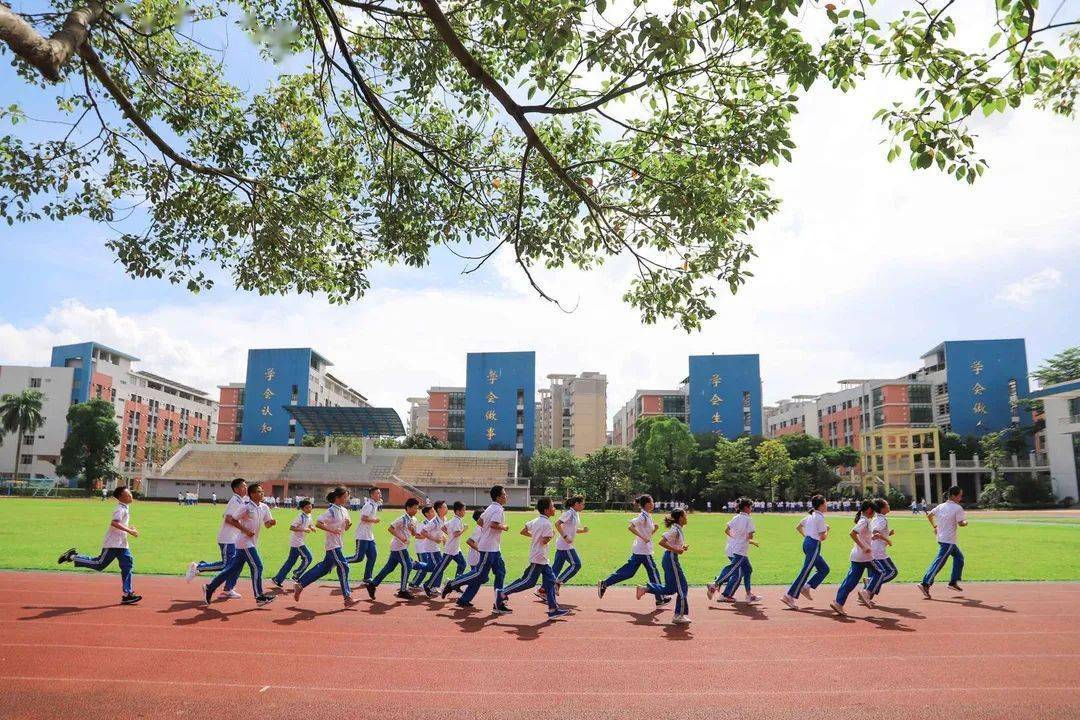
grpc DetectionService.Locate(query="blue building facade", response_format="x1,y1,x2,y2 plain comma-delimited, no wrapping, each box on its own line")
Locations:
937,339,1029,436
464,351,535,457
687,354,763,438
240,348,316,446
50,341,138,405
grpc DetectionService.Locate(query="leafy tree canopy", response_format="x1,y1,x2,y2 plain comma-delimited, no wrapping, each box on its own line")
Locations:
1031,346,1080,387
56,398,121,488
2,1,1075,329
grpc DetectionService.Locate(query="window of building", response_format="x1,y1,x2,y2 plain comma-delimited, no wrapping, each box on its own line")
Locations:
20,454,33,466
29,377,42,388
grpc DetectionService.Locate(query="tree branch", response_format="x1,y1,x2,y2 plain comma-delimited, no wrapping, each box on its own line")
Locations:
0,2,105,81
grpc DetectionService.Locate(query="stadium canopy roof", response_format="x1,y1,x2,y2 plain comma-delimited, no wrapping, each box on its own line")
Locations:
284,406,405,437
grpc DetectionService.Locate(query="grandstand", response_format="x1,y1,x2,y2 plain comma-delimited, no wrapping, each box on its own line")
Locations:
144,440,528,507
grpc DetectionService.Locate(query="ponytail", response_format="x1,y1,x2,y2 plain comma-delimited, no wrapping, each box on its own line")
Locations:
872,498,889,514
854,499,874,523
326,485,348,504
664,509,686,528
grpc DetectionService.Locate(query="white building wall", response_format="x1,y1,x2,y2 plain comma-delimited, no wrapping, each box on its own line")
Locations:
1043,393,1080,501
0,366,75,479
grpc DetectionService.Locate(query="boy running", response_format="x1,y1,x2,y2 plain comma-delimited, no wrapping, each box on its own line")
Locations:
58,486,141,605
917,486,967,598
271,498,316,588
184,477,247,599
202,482,276,607
498,497,570,618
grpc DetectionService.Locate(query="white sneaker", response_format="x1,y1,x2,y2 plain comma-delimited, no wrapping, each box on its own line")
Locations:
672,614,691,625
706,583,717,600
184,562,199,583
744,593,763,603
221,589,242,599
830,601,847,616
857,589,875,608
635,585,647,600
780,594,800,610
800,586,813,601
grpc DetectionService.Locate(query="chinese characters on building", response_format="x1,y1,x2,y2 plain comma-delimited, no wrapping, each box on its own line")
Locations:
485,370,500,444
971,360,987,426
260,367,275,434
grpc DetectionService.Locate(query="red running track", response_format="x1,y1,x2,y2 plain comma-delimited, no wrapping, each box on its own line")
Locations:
0,571,1077,720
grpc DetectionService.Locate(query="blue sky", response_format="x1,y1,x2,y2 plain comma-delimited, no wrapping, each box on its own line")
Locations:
1,3,1077,422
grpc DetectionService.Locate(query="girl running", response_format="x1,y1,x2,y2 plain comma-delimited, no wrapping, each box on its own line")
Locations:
271,498,316,588
781,494,831,610
830,500,877,616
707,497,762,603
866,498,898,602
294,486,356,606
552,495,589,593
635,509,691,625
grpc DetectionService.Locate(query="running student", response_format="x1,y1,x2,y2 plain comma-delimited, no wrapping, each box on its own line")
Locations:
347,487,382,583
410,501,446,591
917,486,967,598
202,482,276,607
780,494,831,610
498,498,570,618
366,498,423,600
829,500,877,616
441,485,510,612
58,486,141,605
423,501,468,596
271,498,316,588
597,495,668,607
636,509,691,625
551,495,589,593
184,477,247,598
464,509,484,570
867,498,898,600
707,497,762,604
294,486,356,606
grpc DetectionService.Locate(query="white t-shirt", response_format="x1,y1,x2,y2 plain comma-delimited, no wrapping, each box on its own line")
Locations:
477,503,506,552
849,516,873,562
356,498,379,542
630,511,656,555
930,500,967,544
415,516,442,553
216,493,246,544
289,511,313,548
870,515,890,560
389,513,416,552
555,508,581,551
526,516,554,565
444,515,465,555
466,525,483,566
102,503,131,549
233,500,272,550
800,511,827,541
725,513,754,556
318,504,351,551
661,524,686,552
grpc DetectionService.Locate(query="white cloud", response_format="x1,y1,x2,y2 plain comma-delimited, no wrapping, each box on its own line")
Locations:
996,268,1065,306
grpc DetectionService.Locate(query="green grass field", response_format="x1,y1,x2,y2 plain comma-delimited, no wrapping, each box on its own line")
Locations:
3,498,1079,585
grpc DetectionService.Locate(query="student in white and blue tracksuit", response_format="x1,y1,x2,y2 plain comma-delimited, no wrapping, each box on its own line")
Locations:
424,501,469,595
867,498,898,599
498,497,570,618
202,483,277,607
57,486,141,605
597,495,667,607
366,498,423,600
441,485,510,611
636,509,691,625
552,495,589,591
707,497,762,604
829,500,878,616
185,477,247,596
346,487,382,583
271,498,316,587
463,509,484,570
409,502,444,590
781,494,831,610
294,486,356,606
917,486,968,598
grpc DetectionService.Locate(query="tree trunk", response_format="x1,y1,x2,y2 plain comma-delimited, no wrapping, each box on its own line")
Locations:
12,423,23,482
0,3,105,81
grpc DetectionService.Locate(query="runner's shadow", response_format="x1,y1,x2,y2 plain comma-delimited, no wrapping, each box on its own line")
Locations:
929,598,1015,613
158,599,206,614
861,615,916,632
495,619,557,641
19,604,115,620
662,624,694,641
363,600,397,616
799,607,858,625
870,603,925,620
595,608,663,626
443,610,498,634
709,603,769,621
173,606,264,626
273,605,355,625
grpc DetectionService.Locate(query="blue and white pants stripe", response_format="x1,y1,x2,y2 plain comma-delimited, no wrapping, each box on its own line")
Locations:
835,561,874,606
922,542,963,586
297,548,351,598
645,551,689,616
714,554,753,597
868,558,898,595
372,549,413,592
346,539,378,582
603,553,664,603
787,537,829,598
448,551,506,605
207,546,265,598
272,545,313,585
502,563,559,611
552,548,582,584
74,547,134,595
423,551,466,591
410,551,441,587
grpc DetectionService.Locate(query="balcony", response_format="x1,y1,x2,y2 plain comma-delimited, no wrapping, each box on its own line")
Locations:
1060,415,1080,426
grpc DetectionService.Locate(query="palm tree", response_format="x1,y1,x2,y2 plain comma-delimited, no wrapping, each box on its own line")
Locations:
0,389,46,482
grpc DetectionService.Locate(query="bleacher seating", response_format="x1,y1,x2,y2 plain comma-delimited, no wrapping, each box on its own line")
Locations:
394,455,513,488
165,450,296,482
